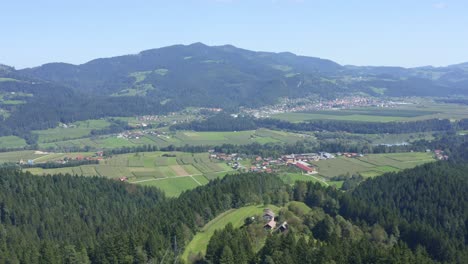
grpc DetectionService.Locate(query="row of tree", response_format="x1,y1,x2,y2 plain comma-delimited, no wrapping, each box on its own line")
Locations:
172,112,465,134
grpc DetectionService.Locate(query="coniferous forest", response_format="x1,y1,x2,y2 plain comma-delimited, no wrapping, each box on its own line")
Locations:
1,145,467,263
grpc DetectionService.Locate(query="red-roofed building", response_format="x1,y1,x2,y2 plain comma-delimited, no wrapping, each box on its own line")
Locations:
295,163,315,174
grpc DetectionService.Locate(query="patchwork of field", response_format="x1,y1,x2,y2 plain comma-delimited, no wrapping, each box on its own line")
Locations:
271,103,468,123
182,204,281,262
37,129,309,151
311,152,435,178
22,151,234,197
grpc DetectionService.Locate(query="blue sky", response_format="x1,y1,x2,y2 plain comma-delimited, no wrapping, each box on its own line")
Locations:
1,0,467,68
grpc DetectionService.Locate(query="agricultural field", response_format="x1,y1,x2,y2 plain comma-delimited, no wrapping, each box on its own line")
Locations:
0,150,48,163
137,176,201,197
0,136,27,149
116,112,197,127
38,129,310,151
311,152,435,178
362,132,434,145
21,151,234,197
271,103,468,123
182,204,281,262
278,172,342,188
33,119,110,143
172,129,307,146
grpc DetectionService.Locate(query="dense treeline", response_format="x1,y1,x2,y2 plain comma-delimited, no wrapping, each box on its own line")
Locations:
173,112,463,134
22,159,99,169
89,119,132,136
1,137,467,263
259,117,455,134
203,159,468,263
171,113,257,131
204,225,435,264
296,162,468,262
345,162,468,262
0,170,285,263
0,80,181,142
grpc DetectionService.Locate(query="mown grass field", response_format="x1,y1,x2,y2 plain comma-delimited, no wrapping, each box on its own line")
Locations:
311,152,435,178
182,204,281,262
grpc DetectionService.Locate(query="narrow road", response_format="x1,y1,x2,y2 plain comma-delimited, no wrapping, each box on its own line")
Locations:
132,173,203,183
190,176,202,185
305,174,329,186
131,170,234,184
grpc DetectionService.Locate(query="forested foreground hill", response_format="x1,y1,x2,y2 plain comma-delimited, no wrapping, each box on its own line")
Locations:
0,170,287,263
1,158,468,263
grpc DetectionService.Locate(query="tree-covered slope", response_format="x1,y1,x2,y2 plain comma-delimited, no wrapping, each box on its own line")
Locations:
0,170,286,263
17,43,468,108
347,162,468,262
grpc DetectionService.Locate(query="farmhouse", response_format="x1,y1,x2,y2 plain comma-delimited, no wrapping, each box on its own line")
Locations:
263,208,275,221
264,220,277,230
277,221,288,232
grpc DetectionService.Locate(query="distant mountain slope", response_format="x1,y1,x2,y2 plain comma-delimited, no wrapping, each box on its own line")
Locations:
1,43,468,139
18,43,346,107
16,43,468,108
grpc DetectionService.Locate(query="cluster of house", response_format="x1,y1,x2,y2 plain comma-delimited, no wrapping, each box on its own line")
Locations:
209,152,241,161
199,107,223,112
209,152,247,170
116,130,164,140
433,149,449,160
336,152,364,158
262,208,288,232
136,115,163,122
58,123,77,129
242,96,397,118
18,151,104,166
211,151,341,174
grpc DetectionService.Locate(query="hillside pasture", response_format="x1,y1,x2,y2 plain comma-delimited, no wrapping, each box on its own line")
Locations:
182,205,280,262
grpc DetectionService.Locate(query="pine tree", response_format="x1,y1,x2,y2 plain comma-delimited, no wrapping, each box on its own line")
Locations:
219,245,234,264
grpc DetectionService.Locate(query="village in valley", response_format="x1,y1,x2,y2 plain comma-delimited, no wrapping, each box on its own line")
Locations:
210,150,338,175
241,96,405,118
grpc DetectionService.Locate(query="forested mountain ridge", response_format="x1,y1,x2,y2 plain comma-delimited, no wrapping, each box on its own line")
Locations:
2,43,468,140
9,42,468,106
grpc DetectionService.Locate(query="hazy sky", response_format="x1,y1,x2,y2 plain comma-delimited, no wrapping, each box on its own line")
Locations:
1,0,467,69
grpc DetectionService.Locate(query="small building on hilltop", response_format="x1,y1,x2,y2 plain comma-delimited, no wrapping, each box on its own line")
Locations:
277,221,288,232
263,208,275,221
264,219,277,230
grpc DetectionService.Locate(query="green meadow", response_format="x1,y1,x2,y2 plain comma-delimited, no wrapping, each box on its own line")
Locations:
271,103,468,123
311,152,435,178
33,119,110,143
182,204,281,262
